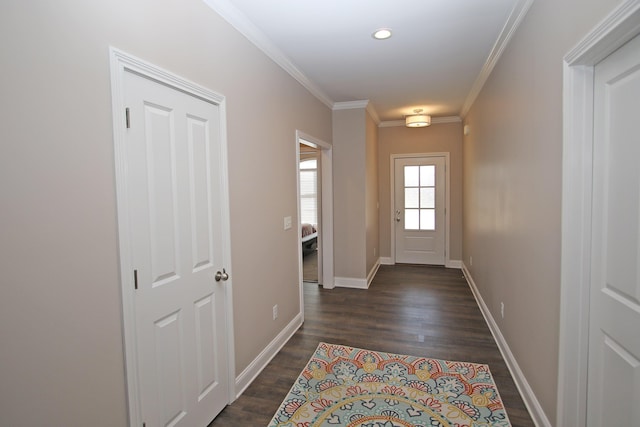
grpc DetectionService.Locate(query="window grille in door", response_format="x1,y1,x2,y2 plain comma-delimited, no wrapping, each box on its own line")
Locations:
404,165,436,231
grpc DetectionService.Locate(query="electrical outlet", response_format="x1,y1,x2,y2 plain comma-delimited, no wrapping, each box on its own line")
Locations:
500,302,505,319
284,216,292,230
273,304,278,320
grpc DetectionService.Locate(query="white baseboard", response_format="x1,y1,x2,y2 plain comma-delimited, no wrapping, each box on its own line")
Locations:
334,276,369,289
461,263,551,427
367,258,381,287
446,259,462,269
234,312,302,398
334,259,381,290
379,257,394,265
377,257,459,268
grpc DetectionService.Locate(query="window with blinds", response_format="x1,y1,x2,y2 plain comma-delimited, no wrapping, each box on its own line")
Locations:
300,158,317,225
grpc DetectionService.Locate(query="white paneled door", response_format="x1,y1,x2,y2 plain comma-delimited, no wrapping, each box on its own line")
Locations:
394,156,446,265
123,69,230,426
588,33,640,426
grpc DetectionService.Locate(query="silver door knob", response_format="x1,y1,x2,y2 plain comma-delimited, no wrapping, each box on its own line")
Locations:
215,268,229,282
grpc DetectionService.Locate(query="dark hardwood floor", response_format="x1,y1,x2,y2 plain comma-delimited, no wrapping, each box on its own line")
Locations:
209,264,535,426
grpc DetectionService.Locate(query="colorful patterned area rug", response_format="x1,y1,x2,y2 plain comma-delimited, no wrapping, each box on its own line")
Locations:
268,342,511,427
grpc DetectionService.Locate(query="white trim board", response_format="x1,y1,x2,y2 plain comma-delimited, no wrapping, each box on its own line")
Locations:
335,260,380,290
460,0,535,118
202,0,333,109
333,100,381,125
445,260,462,269
379,258,461,269
462,264,551,427
558,1,640,426
234,313,302,397
334,277,369,289
378,116,461,128
367,258,381,288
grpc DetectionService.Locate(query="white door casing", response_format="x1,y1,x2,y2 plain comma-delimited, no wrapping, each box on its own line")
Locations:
393,155,446,265
110,48,235,427
559,2,640,425
296,131,334,291
587,32,640,426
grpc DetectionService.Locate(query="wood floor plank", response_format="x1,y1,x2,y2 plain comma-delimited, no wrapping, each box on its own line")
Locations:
209,264,535,426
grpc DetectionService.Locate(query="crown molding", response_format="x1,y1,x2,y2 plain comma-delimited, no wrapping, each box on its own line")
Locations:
366,103,381,125
564,0,640,65
432,116,462,124
460,0,535,118
203,0,335,109
378,120,405,128
332,100,381,125
333,100,370,110
379,116,462,128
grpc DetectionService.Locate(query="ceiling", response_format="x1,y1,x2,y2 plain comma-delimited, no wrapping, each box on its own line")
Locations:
205,0,530,123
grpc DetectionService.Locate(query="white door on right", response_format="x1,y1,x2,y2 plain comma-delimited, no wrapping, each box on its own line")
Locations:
394,156,445,265
588,32,640,426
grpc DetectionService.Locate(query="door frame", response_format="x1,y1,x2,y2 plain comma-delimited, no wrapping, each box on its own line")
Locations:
296,131,334,294
390,152,451,266
109,47,236,426
558,2,640,425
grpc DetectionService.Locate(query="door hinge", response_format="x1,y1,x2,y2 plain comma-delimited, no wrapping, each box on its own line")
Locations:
125,107,131,129
134,269,138,290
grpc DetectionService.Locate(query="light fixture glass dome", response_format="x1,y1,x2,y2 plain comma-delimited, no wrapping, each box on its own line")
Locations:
405,110,431,127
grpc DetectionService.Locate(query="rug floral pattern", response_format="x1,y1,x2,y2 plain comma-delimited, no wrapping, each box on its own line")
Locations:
268,343,511,427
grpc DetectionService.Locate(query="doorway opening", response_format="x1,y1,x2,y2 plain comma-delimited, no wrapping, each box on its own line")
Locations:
295,131,334,300
300,144,320,283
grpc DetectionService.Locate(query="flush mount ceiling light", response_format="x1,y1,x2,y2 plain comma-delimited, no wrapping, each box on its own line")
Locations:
405,109,431,128
372,28,392,40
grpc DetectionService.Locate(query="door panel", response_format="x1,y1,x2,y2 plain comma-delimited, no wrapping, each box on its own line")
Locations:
588,32,640,426
188,115,215,271
394,156,446,265
145,103,180,287
154,311,187,426
124,69,229,427
194,294,218,400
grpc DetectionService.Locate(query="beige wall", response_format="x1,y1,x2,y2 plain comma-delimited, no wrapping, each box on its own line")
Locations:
333,108,367,279
365,112,380,274
0,1,331,426
378,123,463,262
462,0,621,422
332,107,380,281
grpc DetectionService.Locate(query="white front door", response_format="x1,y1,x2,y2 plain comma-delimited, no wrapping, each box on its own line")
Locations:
123,69,230,426
587,32,640,426
394,156,446,265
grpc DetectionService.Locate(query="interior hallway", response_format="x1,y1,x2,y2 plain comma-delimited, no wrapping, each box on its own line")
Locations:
209,264,534,426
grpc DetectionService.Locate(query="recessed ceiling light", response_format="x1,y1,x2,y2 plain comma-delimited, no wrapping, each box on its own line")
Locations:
372,28,392,40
